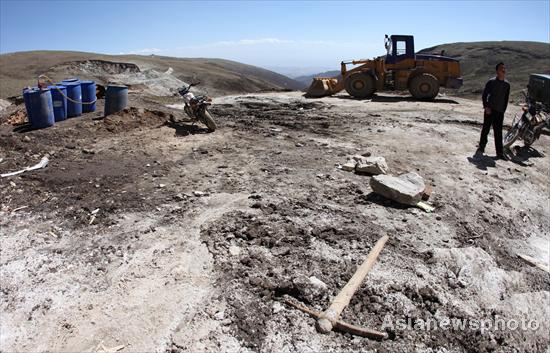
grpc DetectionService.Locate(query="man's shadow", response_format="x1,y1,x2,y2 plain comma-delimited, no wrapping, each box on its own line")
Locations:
467,150,496,170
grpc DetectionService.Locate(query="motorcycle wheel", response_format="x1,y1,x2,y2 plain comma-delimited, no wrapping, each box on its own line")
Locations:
503,124,521,148
200,109,217,132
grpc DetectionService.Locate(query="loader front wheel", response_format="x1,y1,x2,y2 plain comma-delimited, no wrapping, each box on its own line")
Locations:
344,72,375,99
409,73,439,100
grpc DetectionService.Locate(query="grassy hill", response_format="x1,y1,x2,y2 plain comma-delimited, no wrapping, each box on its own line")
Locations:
418,41,550,101
0,51,303,99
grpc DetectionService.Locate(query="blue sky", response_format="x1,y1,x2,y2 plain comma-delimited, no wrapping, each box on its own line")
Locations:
1,0,549,73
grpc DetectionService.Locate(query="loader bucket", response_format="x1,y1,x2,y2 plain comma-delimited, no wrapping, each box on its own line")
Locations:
306,76,344,97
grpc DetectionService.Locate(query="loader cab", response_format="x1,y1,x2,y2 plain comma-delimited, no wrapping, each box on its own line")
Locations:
385,35,415,64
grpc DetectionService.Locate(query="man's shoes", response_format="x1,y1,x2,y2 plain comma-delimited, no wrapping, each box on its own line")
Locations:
495,154,509,161
475,148,484,155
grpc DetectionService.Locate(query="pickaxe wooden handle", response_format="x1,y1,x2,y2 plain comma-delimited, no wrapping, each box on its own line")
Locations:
316,234,389,334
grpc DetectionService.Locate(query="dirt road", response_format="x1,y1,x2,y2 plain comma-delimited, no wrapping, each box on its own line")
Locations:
1,91,548,352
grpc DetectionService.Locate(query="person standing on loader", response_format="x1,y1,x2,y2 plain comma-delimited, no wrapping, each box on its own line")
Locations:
477,62,510,160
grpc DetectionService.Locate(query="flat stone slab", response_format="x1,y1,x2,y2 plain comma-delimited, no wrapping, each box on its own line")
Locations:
370,172,425,205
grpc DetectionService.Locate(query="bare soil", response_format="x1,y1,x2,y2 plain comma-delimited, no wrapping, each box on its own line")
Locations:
1,91,549,353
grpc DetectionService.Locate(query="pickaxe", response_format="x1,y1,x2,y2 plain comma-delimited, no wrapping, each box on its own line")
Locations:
284,234,389,340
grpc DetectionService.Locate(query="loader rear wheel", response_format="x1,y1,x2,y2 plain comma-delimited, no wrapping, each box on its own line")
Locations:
409,73,439,100
344,72,375,99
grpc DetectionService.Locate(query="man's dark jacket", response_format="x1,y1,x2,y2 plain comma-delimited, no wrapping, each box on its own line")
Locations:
482,77,510,113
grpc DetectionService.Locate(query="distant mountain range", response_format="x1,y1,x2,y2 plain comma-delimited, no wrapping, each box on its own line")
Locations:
294,70,340,88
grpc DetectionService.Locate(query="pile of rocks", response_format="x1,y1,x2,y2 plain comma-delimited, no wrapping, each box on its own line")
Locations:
340,154,429,207
341,154,389,175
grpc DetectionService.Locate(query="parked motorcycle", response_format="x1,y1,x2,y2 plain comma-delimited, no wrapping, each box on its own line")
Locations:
177,81,217,132
504,90,549,148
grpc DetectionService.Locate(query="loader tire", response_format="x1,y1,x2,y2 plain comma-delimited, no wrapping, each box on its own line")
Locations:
344,72,375,99
409,73,439,100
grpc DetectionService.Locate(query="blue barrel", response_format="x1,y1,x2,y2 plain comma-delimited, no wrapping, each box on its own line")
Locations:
62,77,79,83
104,85,128,116
23,87,37,125
62,81,82,117
80,80,96,113
48,85,68,121
27,88,55,129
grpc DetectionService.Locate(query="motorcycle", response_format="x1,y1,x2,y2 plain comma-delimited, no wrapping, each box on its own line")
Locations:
177,81,217,132
504,90,549,149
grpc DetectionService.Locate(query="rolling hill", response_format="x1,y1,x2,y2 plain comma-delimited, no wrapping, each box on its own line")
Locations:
0,51,303,99
418,41,550,100
295,41,550,100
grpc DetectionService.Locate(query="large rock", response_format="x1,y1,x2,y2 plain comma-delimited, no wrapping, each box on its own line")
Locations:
355,156,388,175
370,172,425,205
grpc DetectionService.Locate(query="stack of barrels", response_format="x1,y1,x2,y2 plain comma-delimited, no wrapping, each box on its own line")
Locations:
23,78,128,129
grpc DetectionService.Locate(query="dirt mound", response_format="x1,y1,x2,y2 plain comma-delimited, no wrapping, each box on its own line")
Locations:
102,107,173,133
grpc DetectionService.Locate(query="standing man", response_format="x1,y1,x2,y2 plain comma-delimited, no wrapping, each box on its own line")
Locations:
478,62,510,160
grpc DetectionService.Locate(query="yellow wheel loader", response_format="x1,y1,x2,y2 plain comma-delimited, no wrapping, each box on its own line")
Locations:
307,35,463,100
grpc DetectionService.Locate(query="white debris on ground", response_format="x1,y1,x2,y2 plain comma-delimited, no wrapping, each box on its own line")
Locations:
0,98,11,112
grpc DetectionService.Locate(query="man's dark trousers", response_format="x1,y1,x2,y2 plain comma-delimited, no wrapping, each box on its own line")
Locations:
479,110,505,156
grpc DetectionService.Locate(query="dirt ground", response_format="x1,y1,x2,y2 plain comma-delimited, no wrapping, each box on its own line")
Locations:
1,90,549,353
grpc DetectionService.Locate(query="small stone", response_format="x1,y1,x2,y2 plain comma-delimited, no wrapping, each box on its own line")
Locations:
228,245,241,256
272,302,285,314
213,311,225,321
341,161,356,172
65,144,76,149
295,143,304,147
436,216,442,221
308,276,328,290
193,191,205,197
355,156,389,175
82,148,96,154
173,193,185,201
22,136,31,142
158,184,166,188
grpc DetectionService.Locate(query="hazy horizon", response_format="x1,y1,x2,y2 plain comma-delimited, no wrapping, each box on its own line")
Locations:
1,0,549,76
